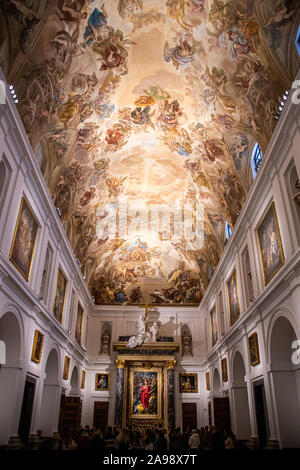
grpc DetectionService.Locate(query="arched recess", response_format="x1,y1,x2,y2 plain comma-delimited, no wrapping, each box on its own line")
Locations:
70,365,79,395
268,315,300,448
38,347,61,437
0,311,23,445
213,367,221,394
231,351,251,441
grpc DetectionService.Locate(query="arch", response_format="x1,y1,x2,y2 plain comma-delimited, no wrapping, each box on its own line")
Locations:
0,310,23,445
70,365,79,395
268,314,300,448
38,347,61,437
266,307,300,365
231,351,251,441
212,367,221,393
0,311,22,363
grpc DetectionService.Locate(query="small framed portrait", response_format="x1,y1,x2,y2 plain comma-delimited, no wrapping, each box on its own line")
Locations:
31,329,44,364
221,358,228,382
9,197,39,282
180,373,198,393
248,332,260,366
63,356,71,380
206,371,210,391
227,269,240,327
81,370,86,389
75,303,84,344
210,306,218,347
257,202,285,286
53,267,67,324
95,373,110,391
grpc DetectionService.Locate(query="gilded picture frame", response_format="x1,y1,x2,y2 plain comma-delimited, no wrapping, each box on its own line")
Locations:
31,329,44,364
9,197,39,282
180,372,198,393
129,367,162,420
53,267,67,324
227,269,240,327
75,303,84,344
81,370,86,389
206,371,210,391
257,202,285,286
248,332,260,366
210,305,218,347
95,373,110,391
221,357,228,382
63,356,70,380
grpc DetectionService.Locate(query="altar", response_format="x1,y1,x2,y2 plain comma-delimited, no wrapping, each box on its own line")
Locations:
113,340,179,430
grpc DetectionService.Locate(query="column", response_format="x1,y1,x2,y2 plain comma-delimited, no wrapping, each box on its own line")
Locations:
115,360,125,427
167,360,176,430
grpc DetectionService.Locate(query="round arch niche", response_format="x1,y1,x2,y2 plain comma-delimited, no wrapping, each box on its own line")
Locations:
0,312,22,445
70,366,79,395
269,316,300,448
213,368,221,393
231,351,251,441
38,348,60,437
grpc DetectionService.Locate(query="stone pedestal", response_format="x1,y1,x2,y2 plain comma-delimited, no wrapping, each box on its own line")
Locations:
265,438,279,450
28,433,41,450
7,435,22,450
248,436,259,450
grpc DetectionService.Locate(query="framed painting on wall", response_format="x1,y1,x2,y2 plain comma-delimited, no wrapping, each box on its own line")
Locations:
221,357,228,382
81,370,86,389
129,367,162,419
63,356,70,380
31,329,44,364
53,267,67,324
95,373,110,391
75,303,83,344
257,202,285,286
180,373,198,393
9,197,39,282
248,332,260,366
206,372,210,391
227,269,240,327
210,306,218,347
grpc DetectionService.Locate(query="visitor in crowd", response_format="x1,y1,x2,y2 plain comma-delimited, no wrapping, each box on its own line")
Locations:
59,425,247,451
225,430,236,450
189,429,200,450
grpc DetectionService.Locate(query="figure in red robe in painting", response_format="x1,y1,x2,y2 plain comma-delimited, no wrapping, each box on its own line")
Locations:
140,380,151,410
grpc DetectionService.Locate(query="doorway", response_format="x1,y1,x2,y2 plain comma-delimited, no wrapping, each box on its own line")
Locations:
182,403,197,431
58,395,82,435
253,381,269,448
18,380,35,443
93,402,109,431
213,397,231,432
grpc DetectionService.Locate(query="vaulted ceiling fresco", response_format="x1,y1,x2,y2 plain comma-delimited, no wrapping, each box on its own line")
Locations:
1,0,299,305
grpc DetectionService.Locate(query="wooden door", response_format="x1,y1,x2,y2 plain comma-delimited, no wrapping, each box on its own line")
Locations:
93,401,109,431
213,397,231,432
182,403,197,431
58,395,82,435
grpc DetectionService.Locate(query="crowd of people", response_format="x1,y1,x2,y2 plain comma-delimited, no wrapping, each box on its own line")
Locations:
59,425,248,452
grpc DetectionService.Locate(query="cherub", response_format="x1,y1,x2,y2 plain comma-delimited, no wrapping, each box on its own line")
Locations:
131,105,155,130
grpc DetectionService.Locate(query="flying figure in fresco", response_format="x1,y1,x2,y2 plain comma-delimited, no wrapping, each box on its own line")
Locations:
131,105,155,129
163,37,196,69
